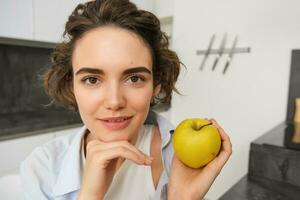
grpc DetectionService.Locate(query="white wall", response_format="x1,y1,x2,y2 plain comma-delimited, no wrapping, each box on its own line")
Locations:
169,0,300,199
0,0,155,42
154,0,174,18
0,0,34,40
131,0,155,13
33,0,85,42
0,0,86,42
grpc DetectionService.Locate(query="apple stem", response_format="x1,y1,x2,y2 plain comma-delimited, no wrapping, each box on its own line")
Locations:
198,122,213,131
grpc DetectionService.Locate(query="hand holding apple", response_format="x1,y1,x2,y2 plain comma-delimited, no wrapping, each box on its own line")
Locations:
172,118,221,168
168,118,232,200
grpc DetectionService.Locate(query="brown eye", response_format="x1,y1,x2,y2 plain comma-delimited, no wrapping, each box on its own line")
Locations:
126,75,145,84
130,76,139,82
81,76,100,86
88,77,98,84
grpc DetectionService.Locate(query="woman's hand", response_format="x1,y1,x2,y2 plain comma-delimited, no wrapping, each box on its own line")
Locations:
168,119,232,200
77,139,153,200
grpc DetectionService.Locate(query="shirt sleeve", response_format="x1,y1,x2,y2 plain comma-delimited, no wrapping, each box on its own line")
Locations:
20,147,53,200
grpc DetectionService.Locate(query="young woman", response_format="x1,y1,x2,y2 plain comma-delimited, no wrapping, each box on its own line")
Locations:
20,0,232,199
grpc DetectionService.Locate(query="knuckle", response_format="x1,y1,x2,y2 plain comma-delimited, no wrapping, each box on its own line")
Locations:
94,153,107,165
227,149,233,157
89,152,98,161
117,146,126,153
88,147,97,156
121,140,130,147
136,155,143,162
86,143,93,151
86,140,98,150
92,158,102,165
121,140,129,145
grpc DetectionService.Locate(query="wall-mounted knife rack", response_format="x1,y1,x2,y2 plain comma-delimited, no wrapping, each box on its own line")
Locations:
196,47,250,55
196,34,251,74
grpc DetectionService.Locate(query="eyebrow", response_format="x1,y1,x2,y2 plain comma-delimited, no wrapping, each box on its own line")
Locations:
75,66,152,76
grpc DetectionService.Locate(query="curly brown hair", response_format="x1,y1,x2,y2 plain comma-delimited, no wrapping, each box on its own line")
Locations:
43,0,181,111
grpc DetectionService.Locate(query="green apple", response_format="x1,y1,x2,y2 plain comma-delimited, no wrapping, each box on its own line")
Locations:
172,118,221,168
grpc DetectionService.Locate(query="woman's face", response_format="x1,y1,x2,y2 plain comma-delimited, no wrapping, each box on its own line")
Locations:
72,26,160,143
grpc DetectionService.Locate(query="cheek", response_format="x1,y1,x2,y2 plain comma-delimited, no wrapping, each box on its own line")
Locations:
126,86,153,111
74,86,101,115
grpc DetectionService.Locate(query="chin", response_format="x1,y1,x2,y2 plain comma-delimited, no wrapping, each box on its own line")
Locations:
94,125,134,142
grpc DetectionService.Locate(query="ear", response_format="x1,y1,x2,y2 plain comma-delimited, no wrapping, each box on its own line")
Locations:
153,84,161,97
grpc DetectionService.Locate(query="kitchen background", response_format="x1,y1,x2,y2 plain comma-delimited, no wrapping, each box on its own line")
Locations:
1,0,300,199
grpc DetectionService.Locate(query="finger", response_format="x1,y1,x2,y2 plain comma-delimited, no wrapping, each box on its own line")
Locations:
207,142,232,172
216,146,232,167
108,141,152,160
86,139,103,151
218,128,231,146
218,129,232,154
209,118,223,131
99,146,153,166
86,140,153,166
88,140,153,161
209,119,231,142
216,137,232,164
209,119,232,155
221,131,232,151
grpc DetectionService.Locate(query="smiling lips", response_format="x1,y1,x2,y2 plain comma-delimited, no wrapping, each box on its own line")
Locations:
99,116,133,130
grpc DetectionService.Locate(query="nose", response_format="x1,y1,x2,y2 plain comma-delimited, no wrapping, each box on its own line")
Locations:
103,83,126,111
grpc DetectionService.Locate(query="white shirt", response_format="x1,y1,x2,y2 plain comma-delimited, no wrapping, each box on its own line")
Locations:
103,125,156,199
20,110,174,200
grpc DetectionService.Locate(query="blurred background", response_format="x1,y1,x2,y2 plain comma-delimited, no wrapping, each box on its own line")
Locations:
1,0,300,199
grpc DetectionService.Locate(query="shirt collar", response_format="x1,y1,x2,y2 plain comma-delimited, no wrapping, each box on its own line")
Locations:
52,125,87,197
148,110,174,148
145,110,175,191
